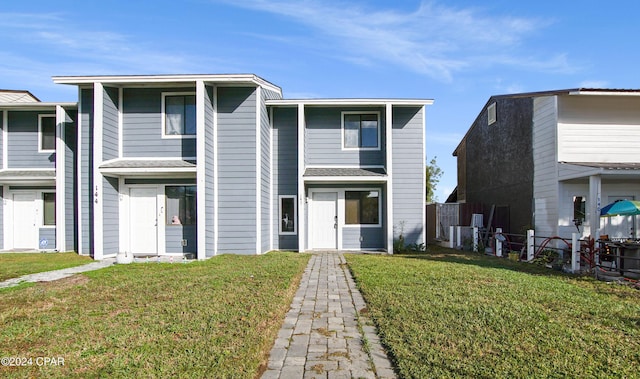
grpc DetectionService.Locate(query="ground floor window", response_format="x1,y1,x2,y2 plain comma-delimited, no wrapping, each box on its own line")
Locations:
166,186,196,225
345,190,379,225
573,196,586,224
43,192,56,226
279,195,297,234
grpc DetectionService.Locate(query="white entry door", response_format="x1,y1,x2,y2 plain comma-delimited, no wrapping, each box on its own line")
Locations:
13,192,37,248
129,187,158,254
311,192,338,249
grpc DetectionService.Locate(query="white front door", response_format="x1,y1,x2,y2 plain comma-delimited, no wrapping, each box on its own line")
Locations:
129,187,158,254
311,192,338,249
13,192,37,248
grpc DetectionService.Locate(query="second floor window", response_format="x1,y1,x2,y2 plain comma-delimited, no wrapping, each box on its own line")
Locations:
164,93,196,137
343,112,379,149
39,115,56,152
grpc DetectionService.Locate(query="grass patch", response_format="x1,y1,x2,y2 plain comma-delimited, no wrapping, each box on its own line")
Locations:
0,252,93,281
0,252,309,378
346,247,640,378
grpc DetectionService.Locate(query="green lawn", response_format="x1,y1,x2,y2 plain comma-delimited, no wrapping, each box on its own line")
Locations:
346,247,640,378
0,252,309,378
0,252,93,281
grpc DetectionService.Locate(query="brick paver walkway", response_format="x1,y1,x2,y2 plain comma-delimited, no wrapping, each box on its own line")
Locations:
262,252,396,379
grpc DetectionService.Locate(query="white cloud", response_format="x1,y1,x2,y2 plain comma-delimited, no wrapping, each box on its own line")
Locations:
0,11,220,89
216,0,568,81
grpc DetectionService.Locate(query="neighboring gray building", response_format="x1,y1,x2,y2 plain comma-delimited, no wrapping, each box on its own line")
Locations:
3,73,434,259
0,91,77,252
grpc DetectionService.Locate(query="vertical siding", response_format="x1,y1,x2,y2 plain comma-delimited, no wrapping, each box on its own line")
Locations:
217,87,257,254
102,176,119,255
80,89,94,255
38,228,56,250
103,86,119,161
392,106,424,245
260,89,271,253
204,85,214,257
532,96,559,238
272,107,299,250
122,87,196,158
64,112,77,251
305,107,385,166
7,111,56,168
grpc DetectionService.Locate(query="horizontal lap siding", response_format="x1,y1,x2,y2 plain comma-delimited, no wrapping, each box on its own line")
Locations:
392,106,424,245
8,111,56,168
39,228,56,250
103,87,119,161
342,227,384,249
217,87,257,254
166,225,197,253
122,88,196,158
103,177,118,255
305,107,385,166
80,89,94,255
272,107,298,250
558,96,640,163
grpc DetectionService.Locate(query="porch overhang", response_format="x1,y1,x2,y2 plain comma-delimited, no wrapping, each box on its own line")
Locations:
559,162,640,181
99,159,197,177
303,167,387,183
0,169,56,185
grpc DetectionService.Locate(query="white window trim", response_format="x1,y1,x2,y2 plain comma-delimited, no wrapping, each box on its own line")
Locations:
341,111,381,151
41,191,56,228
487,102,497,125
165,185,197,227
38,114,56,153
161,91,197,139
279,195,297,235
342,188,382,228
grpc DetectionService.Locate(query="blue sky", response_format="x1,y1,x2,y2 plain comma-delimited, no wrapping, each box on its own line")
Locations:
2,0,639,200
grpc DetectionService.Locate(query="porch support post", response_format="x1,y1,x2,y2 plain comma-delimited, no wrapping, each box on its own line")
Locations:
588,175,602,240
92,83,104,260
449,226,455,249
196,80,206,260
297,103,306,252
385,103,394,253
571,232,580,273
495,227,503,257
527,229,535,261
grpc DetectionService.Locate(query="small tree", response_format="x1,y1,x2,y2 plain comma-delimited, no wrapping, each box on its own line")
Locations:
426,156,443,203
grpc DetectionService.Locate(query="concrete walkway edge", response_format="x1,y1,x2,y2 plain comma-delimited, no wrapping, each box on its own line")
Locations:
0,259,115,289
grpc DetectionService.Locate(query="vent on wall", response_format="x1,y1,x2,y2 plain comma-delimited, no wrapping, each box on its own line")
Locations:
487,102,496,125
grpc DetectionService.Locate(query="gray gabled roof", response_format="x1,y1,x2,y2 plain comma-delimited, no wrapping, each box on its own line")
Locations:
304,167,387,177
99,159,196,169
453,88,640,156
0,90,40,103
